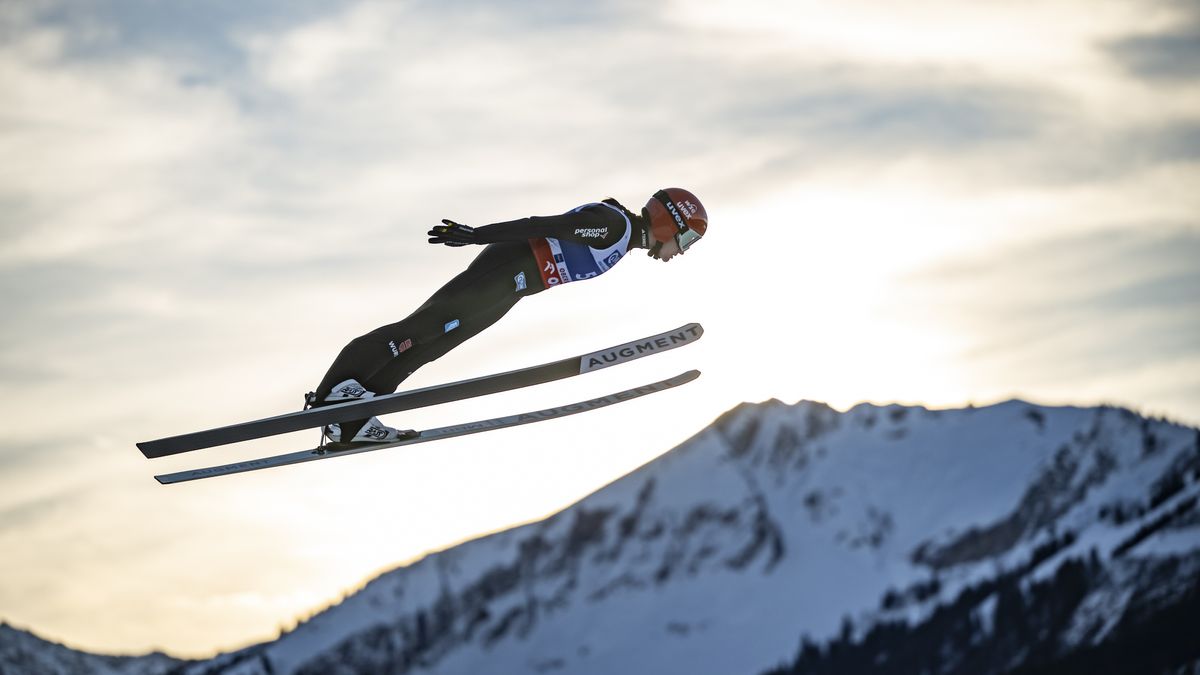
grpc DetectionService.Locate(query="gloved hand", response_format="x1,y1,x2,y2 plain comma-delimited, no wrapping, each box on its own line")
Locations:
427,219,478,247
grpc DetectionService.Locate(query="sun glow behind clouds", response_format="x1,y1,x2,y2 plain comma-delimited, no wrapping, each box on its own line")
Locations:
689,163,1200,416
688,183,979,410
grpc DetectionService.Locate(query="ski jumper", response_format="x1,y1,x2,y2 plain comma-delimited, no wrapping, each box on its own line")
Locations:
312,200,638,404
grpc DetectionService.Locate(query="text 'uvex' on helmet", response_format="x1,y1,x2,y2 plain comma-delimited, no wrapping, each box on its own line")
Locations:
644,187,707,254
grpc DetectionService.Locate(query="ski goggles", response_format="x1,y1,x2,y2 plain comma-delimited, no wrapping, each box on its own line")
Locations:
676,226,703,252
653,190,703,253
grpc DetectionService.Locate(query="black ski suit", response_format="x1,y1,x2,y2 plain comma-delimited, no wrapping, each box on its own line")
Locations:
312,199,645,415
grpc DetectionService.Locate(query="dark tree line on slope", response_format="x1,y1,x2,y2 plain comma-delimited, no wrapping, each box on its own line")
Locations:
763,552,1200,675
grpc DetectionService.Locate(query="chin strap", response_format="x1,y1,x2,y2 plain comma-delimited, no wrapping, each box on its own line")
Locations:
640,218,660,257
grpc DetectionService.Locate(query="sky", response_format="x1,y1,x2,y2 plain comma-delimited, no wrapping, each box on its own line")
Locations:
1,0,1198,659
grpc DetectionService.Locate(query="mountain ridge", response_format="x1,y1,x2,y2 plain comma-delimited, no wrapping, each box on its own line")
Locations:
3,397,1197,675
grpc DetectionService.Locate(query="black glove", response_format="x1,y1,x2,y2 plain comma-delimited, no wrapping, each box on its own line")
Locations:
427,219,478,247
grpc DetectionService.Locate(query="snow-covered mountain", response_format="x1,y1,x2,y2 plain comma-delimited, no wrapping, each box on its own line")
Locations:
5,399,1199,674
0,622,183,675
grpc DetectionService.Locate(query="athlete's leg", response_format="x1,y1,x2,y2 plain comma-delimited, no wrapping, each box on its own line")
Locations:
312,241,541,403
362,273,522,394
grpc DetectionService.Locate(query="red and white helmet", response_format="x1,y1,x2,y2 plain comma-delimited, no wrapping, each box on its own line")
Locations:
644,188,707,254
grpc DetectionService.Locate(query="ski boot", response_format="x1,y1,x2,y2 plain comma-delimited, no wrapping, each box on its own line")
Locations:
306,379,418,450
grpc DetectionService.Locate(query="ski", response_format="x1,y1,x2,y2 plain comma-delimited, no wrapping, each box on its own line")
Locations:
154,369,700,484
138,323,703,458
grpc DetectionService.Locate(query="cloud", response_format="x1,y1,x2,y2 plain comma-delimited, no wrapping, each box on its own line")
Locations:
2,0,1196,404
0,0,1194,412
0,485,80,534
1106,6,1200,82
907,225,1200,383
28,0,333,70
9,0,1195,245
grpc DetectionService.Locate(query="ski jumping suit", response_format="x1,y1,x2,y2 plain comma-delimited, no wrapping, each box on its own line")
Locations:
312,199,639,404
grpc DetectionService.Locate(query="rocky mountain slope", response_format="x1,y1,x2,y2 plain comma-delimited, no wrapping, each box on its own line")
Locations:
5,399,1198,674
0,622,183,675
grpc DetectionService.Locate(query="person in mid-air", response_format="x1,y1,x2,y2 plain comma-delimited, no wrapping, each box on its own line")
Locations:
308,188,709,445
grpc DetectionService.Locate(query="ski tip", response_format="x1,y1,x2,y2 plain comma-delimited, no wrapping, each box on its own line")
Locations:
580,324,705,374
670,322,703,340
667,369,701,386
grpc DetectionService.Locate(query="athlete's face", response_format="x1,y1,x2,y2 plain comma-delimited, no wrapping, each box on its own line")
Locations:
654,237,683,262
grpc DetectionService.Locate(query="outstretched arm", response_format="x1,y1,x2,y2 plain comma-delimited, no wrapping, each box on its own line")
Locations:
428,204,628,248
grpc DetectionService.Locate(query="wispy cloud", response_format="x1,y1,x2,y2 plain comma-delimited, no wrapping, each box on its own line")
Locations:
1106,0,1200,82
905,225,1200,403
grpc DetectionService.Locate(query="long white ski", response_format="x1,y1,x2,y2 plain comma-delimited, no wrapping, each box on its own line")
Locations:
139,323,703,458
155,370,700,484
